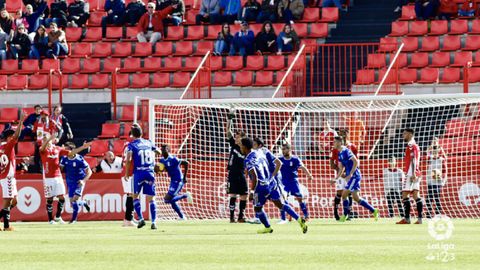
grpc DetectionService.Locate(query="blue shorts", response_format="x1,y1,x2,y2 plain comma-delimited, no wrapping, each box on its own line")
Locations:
67,182,84,198
133,171,156,196
253,181,282,207
282,180,303,198
345,175,361,192
167,180,184,197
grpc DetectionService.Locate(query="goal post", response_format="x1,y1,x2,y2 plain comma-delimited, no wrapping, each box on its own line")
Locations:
148,94,480,220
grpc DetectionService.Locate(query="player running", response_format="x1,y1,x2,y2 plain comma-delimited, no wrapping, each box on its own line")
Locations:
333,136,378,222
0,112,25,231
40,134,91,224
124,125,161,230
397,128,424,225
60,142,92,224
241,137,307,234
158,144,192,220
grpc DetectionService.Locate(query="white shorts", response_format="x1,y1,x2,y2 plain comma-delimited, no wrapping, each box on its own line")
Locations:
336,178,346,191
402,176,421,192
122,176,133,194
43,177,66,198
0,177,18,199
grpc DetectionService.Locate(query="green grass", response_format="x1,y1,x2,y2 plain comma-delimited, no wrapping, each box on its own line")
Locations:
0,219,478,270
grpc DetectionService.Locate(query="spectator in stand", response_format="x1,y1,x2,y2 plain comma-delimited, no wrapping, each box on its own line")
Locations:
0,26,7,60
67,0,90,27
321,0,347,12
219,0,241,24
276,23,299,55
157,0,185,26
459,0,478,17
9,24,31,59
255,21,276,54
239,0,261,22
46,0,68,28
101,0,126,38
196,0,221,24
20,105,42,140
0,9,14,37
256,0,278,23
24,2,48,37
137,2,175,43
95,151,123,173
213,22,234,55
29,25,49,59
24,0,50,18
51,105,73,146
438,0,458,20
13,10,29,32
46,22,68,58
277,0,304,23
415,0,439,20
125,0,147,26
232,21,255,56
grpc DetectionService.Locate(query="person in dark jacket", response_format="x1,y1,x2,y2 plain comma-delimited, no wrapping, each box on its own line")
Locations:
29,25,48,59
196,0,221,24
101,0,126,38
256,0,278,23
24,0,50,19
125,0,147,25
255,21,276,54
9,24,31,59
232,21,255,56
20,105,43,140
159,0,185,26
67,0,90,27
45,0,68,28
276,23,299,54
213,22,234,55
24,1,48,35
239,0,261,22
0,9,14,36
415,0,439,20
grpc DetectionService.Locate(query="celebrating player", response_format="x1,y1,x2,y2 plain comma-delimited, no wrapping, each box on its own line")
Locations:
124,125,160,230
333,136,378,222
225,110,248,223
120,124,139,227
278,143,313,224
40,134,91,224
0,112,25,231
158,144,192,220
397,128,424,224
60,142,92,224
241,137,307,234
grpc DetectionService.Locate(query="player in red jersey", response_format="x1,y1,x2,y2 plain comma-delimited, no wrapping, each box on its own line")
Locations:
397,128,424,225
121,124,139,227
33,110,60,146
40,134,91,224
0,112,25,231
329,129,358,220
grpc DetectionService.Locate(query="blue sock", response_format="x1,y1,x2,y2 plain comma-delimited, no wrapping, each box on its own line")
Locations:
359,199,375,213
343,199,350,216
171,202,184,219
133,198,143,220
171,194,188,203
281,204,299,220
71,201,78,222
149,200,157,223
256,210,271,228
299,202,309,218
280,209,286,221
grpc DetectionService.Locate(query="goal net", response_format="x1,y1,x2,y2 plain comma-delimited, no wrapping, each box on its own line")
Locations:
148,94,480,220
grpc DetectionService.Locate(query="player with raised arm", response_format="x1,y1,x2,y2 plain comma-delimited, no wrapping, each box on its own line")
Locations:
59,142,92,224
278,143,313,224
40,134,91,224
120,124,139,227
397,128,424,224
124,125,161,230
157,144,192,220
241,137,307,234
334,136,379,222
0,112,25,231
225,110,248,223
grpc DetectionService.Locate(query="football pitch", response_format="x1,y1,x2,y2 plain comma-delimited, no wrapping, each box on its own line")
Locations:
0,219,478,270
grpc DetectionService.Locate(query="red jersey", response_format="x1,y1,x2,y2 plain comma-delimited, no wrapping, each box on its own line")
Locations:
330,142,358,166
122,142,133,177
34,119,57,145
404,139,421,177
40,145,69,178
0,139,17,179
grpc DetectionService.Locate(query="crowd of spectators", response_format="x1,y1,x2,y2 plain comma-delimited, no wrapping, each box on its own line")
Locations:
395,0,480,20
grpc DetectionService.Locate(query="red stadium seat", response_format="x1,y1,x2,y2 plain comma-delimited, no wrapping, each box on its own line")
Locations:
151,73,170,88
28,74,49,90
113,42,133,57
467,67,480,83
301,8,320,22
354,69,375,85
184,9,197,25
98,123,120,138
87,140,110,156
210,56,223,71
165,26,185,40
430,52,451,67
184,57,203,71
408,52,429,68
253,71,273,86
120,124,132,139
1,60,19,74
0,108,19,123
143,57,162,72
120,105,135,122
399,69,417,84
162,57,182,71
133,42,153,57
195,41,214,56
174,41,193,56
472,19,480,34
66,27,82,42
0,75,6,90
429,20,448,35
400,37,418,52
225,56,244,71
444,119,466,137
92,43,112,58
62,58,81,73
41,59,60,72
419,36,439,52
88,12,105,26
377,69,397,84
154,42,173,56
451,51,473,67
185,25,205,40
294,23,308,38
449,20,468,35
82,58,101,73
378,37,398,52
125,26,139,41
473,52,480,66
71,43,92,57
265,55,285,70
83,27,102,42
274,71,292,86
400,5,415,20
395,53,408,68
408,21,428,36
441,35,461,51
232,71,253,86
102,58,122,73
7,75,27,90
6,0,23,12
16,141,35,157
213,71,232,87
70,74,89,89
20,59,40,74
250,24,262,35
131,73,150,88
366,54,386,69
309,23,328,38
84,156,98,169
466,119,480,136
418,68,439,84
206,25,221,40
390,21,408,36
106,27,123,40
89,74,110,89
320,7,339,22
116,74,130,89
171,72,191,88
439,68,460,83
463,36,480,51
52,74,69,89
112,139,126,155
245,55,264,71
121,58,141,72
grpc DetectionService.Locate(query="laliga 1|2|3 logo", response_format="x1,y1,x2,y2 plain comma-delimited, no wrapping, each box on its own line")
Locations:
425,215,455,263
